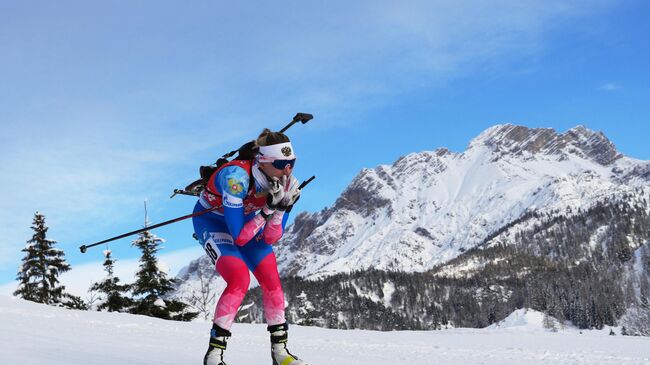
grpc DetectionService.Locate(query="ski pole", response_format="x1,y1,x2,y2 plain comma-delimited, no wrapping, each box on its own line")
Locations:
279,112,313,133
221,112,314,160
79,204,222,253
79,176,316,253
171,113,315,199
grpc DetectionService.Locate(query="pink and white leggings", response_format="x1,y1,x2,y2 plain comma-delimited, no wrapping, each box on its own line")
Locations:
192,203,287,330
213,253,285,329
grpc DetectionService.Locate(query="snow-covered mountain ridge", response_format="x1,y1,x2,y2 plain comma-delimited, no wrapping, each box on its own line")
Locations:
274,124,650,278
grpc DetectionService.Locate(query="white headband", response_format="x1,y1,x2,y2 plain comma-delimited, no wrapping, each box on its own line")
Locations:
258,142,296,162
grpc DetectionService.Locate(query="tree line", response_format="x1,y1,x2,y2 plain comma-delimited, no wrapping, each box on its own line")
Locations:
13,211,197,321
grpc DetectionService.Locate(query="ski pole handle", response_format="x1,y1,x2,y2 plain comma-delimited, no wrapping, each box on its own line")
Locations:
299,175,315,190
279,113,314,133
221,113,313,160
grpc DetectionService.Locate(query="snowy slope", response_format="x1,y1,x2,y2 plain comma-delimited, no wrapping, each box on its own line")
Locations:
487,308,574,332
3,295,650,365
273,124,650,278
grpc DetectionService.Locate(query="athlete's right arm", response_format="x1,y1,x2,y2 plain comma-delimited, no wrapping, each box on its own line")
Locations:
216,166,249,241
217,165,270,246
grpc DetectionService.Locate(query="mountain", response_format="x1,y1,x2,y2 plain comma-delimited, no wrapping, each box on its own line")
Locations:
275,124,649,278
174,124,650,332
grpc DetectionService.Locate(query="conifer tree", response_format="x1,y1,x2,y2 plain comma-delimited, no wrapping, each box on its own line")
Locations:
89,250,132,312
294,291,318,326
130,208,197,321
14,212,71,305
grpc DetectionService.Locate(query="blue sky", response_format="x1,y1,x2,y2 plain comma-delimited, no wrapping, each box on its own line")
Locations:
1,0,649,288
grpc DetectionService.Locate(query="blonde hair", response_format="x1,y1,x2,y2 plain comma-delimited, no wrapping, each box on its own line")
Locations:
255,128,290,147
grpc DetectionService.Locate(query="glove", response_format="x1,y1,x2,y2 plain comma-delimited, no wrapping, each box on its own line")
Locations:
277,175,300,211
265,176,286,211
234,214,266,246
263,210,285,244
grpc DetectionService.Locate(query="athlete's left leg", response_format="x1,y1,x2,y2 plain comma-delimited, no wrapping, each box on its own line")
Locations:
252,253,286,325
238,238,285,325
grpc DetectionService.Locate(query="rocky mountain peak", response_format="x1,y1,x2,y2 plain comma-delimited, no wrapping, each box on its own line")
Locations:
469,124,622,165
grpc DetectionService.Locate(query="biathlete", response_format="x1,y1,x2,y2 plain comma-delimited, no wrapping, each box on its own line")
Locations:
192,128,308,365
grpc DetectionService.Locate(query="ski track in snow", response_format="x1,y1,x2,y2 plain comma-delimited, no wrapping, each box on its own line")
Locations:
2,296,650,365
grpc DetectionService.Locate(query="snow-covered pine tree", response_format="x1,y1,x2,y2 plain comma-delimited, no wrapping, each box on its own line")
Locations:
294,291,319,326
89,250,132,312
130,209,197,321
14,211,71,305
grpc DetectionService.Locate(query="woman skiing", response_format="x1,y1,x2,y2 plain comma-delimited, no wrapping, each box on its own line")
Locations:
192,128,307,365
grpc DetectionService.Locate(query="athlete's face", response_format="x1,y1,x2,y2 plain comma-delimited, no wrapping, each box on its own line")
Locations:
260,161,293,179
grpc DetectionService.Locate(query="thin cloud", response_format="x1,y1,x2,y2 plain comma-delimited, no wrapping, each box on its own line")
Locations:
599,82,620,91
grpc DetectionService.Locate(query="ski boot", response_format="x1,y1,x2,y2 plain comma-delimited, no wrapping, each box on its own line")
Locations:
268,323,308,365
203,323,231,365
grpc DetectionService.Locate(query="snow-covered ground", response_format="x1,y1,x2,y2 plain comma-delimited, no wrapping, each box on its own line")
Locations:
2,296,649,365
